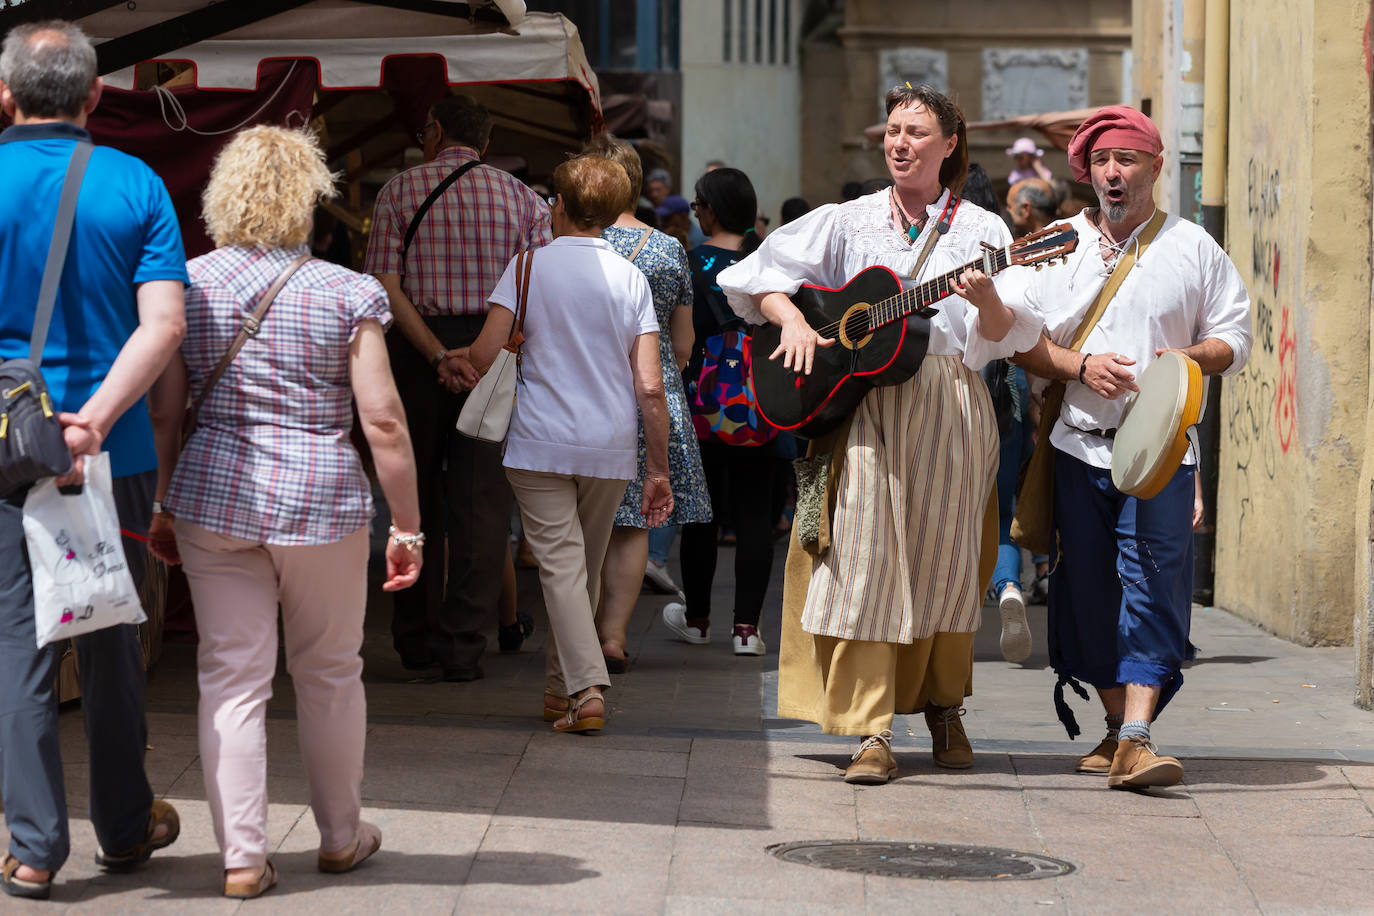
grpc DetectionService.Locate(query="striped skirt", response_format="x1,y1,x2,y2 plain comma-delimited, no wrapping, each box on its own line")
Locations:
801,354,1000,643
778,355,999,735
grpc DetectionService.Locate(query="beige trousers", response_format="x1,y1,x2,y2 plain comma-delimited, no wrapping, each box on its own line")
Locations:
506,468,627,696
175,520,368,869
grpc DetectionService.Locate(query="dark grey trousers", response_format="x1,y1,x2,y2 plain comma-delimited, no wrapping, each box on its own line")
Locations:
0,470,155,870
387,316,513,670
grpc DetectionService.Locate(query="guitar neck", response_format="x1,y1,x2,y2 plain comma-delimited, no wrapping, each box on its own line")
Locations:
868,246,1012,331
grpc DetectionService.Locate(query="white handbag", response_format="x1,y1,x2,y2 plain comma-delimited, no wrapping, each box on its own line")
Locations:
22,451,146,647
458,249,532,443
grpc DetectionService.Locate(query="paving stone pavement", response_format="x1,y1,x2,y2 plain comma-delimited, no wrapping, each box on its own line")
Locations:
3,535,1373,914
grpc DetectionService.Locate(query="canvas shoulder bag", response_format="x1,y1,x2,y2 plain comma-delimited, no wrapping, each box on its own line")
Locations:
0,140,94,497
457,250,532,442
1010,209,1167,555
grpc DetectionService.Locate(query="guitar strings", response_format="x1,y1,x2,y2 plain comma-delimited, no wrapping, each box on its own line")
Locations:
806,250,1010,340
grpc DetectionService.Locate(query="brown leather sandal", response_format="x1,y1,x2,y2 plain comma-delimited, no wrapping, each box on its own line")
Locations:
543,692,570,722
318,821,382,874
552,691,605,734
94,799,181,872
2,854,53,900
223,860,277,899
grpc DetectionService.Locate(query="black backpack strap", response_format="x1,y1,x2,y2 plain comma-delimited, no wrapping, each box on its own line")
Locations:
399,159,482,269
31,140,93,365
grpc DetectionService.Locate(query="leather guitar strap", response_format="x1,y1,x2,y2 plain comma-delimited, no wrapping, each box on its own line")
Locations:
907,194,961,281
188,253,312,434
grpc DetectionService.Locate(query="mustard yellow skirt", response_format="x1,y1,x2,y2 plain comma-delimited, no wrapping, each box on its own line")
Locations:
776,482,998,737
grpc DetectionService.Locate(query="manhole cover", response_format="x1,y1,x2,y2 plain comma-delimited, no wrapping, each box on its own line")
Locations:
767,840,1075,881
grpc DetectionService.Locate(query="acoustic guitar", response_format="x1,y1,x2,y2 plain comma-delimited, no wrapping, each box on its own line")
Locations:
750,222,1079,438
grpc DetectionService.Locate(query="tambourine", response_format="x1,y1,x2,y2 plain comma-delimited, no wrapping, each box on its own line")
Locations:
1110,351,1203,499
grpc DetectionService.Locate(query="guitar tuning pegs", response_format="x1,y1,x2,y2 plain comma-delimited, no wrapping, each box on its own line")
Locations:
1035,263,1043,271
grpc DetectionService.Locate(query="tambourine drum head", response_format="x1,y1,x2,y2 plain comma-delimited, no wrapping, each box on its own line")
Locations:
1110,351,1203,499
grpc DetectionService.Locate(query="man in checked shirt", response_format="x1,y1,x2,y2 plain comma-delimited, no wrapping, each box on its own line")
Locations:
365,94,551,681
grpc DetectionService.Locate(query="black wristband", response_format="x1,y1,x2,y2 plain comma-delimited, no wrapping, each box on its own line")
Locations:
1078,353,1091,384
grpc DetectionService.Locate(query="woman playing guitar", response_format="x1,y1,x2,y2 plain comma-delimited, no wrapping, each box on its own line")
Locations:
716,84,1044,784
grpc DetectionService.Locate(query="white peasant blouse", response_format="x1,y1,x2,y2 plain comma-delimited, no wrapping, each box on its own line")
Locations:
716,188,1043,369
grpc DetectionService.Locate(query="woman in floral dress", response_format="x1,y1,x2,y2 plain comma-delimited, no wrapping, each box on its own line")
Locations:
586,135,711,672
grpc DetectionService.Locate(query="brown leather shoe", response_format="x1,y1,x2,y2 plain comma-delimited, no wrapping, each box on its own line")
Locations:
844,730,897,784
1107,736,1183,789
924,703,973,769
1076,736,1118,775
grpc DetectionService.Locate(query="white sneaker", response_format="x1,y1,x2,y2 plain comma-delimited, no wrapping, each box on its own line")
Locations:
662,602,709,644
998,582,1031,663
643,559,684,598
732,624,766,656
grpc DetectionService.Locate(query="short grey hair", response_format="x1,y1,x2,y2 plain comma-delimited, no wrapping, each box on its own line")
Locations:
1011,180,1057,219
1,21,98,119
644,168,671,187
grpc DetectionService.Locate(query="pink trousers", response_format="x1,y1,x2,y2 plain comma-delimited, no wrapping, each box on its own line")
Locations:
175,521,368,869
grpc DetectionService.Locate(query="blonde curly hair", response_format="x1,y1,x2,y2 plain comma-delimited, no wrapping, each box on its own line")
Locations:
202,126,338,249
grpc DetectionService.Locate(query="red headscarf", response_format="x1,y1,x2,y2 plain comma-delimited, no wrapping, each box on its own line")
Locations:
1067,105,1163,182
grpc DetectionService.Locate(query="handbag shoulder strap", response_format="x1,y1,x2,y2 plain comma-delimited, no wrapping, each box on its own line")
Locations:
30,140,94,365
399,158,482,268
505,249,533,352
626,227,654,262
1065,208,1167,352
189,253,312,431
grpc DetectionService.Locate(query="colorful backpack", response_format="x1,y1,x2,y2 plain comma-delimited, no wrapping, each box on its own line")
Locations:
688,322,778,447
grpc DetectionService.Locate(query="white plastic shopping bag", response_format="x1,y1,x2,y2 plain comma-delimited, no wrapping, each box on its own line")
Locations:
22,451,145,647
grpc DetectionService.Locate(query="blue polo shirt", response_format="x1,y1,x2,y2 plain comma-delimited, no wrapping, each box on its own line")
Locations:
0,122,187,478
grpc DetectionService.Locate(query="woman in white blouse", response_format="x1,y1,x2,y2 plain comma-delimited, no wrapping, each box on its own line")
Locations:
465,155,673,734
716,84,1042,784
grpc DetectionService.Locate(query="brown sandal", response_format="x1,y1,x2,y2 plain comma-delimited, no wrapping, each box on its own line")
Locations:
543,692,569,722
94,799,181,872
223,859,277,899
318,821,382,874
2,854,53,900
552,692,605,734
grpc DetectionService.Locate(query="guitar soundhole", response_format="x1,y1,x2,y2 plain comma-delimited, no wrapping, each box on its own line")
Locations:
837,303,875,350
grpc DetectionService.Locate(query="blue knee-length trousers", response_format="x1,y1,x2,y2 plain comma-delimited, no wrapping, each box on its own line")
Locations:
1047,449,1195,739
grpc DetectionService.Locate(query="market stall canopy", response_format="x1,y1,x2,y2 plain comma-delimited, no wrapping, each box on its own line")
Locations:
864,108,1098,152
6,2,602,256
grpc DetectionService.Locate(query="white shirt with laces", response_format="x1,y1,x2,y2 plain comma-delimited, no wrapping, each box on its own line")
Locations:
1006,208,1253,470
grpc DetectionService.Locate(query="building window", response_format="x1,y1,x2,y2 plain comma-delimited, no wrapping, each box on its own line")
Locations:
768,0,777,64
739,0,747,64
723,0,732,62
754,0,763,63
782,0,791,65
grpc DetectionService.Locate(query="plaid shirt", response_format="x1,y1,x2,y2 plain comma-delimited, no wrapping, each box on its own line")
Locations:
166,246,393,546
364,146,551,315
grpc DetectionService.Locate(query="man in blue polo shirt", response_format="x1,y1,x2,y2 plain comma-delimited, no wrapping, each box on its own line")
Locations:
0,21,187,900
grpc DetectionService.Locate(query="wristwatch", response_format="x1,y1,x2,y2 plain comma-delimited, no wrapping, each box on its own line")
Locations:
152,500,166,514
430,347,447,369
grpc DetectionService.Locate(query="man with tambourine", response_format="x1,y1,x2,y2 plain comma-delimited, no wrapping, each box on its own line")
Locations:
1011,107,1252,790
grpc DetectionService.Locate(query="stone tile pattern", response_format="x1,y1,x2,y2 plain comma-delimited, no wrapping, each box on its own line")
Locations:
3,541,1372,913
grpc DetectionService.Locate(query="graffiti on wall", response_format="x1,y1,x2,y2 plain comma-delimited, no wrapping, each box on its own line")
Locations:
1225,161,1293,534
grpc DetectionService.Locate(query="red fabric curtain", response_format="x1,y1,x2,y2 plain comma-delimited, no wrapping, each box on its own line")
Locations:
87,60,319,258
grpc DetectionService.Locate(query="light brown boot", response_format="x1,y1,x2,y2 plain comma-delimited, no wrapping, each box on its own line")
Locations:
1107,736,1183,789
844,730,897,784
924,704,973,769
1076,735,1119,775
